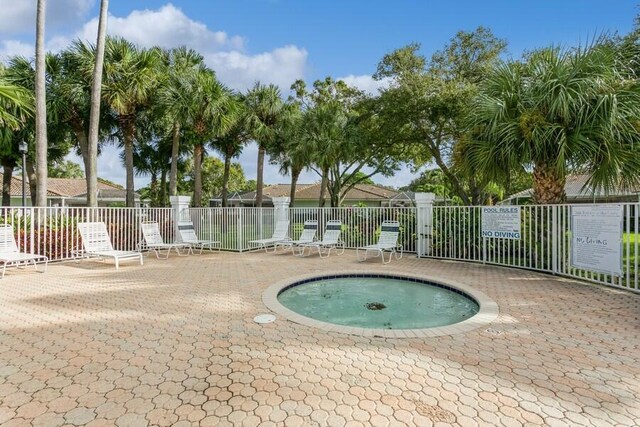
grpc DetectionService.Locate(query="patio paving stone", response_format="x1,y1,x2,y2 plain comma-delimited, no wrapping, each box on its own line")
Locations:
0,250,638,426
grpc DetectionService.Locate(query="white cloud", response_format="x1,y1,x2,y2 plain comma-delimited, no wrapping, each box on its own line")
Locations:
207,46,308,91
337,74,391,95
45,3,306,91
0,40,34,62
75,4,243,52
0,0,95,35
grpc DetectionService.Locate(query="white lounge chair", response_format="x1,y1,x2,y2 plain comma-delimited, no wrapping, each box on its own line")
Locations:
356,220,403,264
177,222,220,255
0,224,48,278
140,222,191,259
274,220,318,253
248,220,290,252
297,220,345,258
77,222,142,269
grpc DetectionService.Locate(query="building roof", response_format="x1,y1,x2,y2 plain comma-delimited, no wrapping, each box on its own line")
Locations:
230,183,399,202
0,174,133,199
504,174,640,202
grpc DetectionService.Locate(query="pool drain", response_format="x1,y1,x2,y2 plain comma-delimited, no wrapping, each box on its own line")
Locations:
254,314,276,324
365,302,386,310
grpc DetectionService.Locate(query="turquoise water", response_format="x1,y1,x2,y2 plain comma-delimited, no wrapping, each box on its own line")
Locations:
278,276,479,329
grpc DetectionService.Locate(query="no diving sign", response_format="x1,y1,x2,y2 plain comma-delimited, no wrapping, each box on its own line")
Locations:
481,207,521,240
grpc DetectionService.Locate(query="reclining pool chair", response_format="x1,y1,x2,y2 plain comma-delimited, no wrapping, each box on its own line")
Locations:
274,220,318,253
356,220,403,264
77,222,143,269
177,222,221,255
297,220,345,258
0,224,48,278
248,220,290,252
140,221,191,259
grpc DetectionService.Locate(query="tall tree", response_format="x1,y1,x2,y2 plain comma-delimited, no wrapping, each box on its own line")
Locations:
189,69,236,207
466,41,640,204
211,95,250,207
86,0,109,207
244,83,284,207
372,28,507,205
100,37,161,206
268,101,310,207
292,77,400,207
158,47,205,198
35,0,48,206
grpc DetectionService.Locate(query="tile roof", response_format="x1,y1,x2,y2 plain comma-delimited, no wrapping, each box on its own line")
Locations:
0,174,124,198
231,183,399,202
505,174,640,200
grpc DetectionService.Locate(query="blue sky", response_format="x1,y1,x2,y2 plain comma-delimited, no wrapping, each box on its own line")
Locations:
0,0,637,188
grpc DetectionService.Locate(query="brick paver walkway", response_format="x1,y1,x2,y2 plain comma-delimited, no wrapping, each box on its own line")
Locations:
0,251,638,426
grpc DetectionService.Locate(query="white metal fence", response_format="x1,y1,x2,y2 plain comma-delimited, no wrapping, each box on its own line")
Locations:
188,207,416,252
2,203,637,294
289,207,416,253
429,203,639,293
0,207,174,261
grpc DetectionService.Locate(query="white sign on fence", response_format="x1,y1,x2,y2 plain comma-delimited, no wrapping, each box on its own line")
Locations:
481,207,521,239
571,205,623,276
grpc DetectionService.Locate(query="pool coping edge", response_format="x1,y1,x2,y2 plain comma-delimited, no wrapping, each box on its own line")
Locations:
262,270,499,339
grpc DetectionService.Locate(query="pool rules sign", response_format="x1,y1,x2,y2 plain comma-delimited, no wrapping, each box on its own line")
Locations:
481,207,521,239
571,205,623,276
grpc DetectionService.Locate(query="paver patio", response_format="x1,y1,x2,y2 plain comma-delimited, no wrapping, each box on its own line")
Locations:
0,251,638,426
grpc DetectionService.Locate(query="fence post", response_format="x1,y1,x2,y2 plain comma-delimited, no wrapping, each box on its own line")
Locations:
170,195,191,243
552,205,559,274
272,197,290,226
415,193,435,257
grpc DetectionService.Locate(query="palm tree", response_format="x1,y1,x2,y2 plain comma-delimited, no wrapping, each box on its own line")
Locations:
244,83,284,207
466,42,640,204
268,101,310,206
86,0,109,207
35,0,47,206
189,69,236,207
210,96,250,207
100,37,161,206
157,47,205,197
0,80,33,130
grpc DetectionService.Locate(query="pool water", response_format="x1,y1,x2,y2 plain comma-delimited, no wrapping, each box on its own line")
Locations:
277,276,479,329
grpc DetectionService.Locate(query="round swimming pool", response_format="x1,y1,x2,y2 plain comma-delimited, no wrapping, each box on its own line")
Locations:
275,274,479,330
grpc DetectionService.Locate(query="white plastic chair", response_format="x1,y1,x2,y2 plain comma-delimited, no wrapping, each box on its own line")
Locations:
140,222,191,259
177,222,220,254
274,220,317,253
356,220,403,264
77,222,142,269
0,224,48,278
297,220,345,258
248,220,290,252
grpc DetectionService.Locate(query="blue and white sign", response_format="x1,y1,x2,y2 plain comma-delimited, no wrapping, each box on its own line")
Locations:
571,205,623,276
481,207,521,240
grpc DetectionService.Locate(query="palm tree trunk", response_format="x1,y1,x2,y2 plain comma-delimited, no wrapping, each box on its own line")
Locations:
221,150,232,207
35,0,48,207
149,173,158,206
73,126,92,204
255,143,265,207
318,169,328,207
86,0,109,207
160,168,167,206
193,143,203,207
289,166,301,207
533,162,566,204
169,121,180,197
26,159,38,206
121,117,136,207
2,161,15,206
